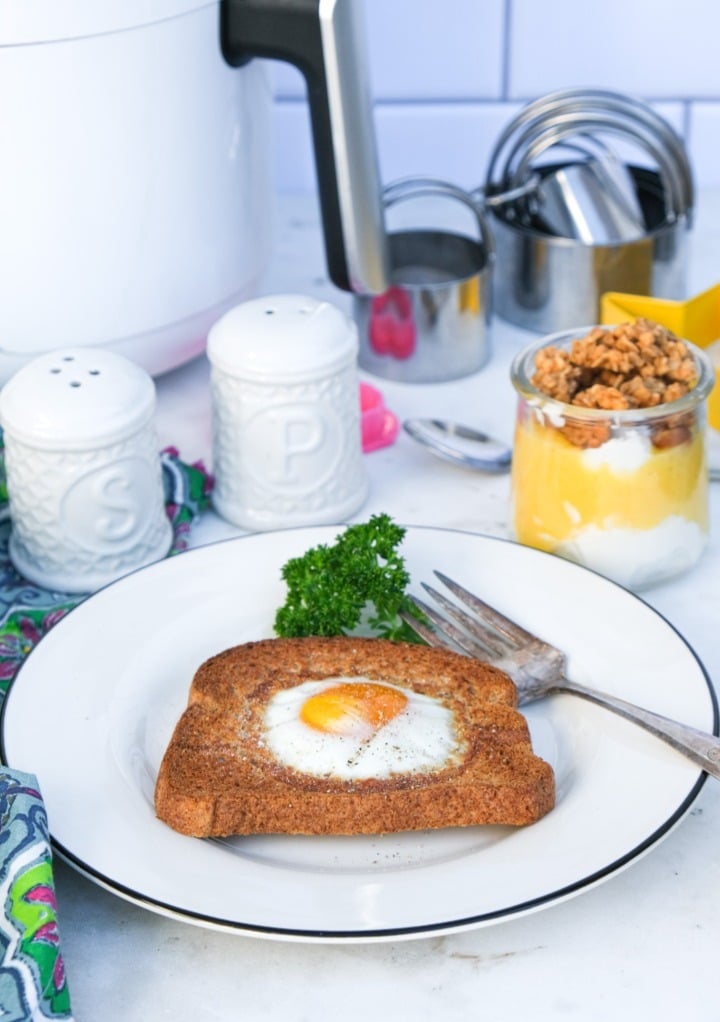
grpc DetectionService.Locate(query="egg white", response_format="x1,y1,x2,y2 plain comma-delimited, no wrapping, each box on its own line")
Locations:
262,676,464,780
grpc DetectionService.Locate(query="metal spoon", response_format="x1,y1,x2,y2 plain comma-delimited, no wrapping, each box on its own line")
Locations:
403,418,512,473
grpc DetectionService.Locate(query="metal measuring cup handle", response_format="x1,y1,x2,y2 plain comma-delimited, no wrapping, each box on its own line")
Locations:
382,176,497,265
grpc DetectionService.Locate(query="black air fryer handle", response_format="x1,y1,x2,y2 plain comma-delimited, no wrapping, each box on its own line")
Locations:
221,0,389,294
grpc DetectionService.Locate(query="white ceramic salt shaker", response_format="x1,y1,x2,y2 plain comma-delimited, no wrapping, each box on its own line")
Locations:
207,294,368,530
0,348,172,593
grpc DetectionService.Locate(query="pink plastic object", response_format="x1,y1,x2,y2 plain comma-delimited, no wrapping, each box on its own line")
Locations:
360,382,399,452
368,286,416,359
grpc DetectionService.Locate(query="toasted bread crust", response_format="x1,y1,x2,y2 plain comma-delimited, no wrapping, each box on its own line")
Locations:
154,637,555,837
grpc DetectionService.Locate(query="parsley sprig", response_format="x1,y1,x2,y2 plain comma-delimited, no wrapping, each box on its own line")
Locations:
273,513,420,642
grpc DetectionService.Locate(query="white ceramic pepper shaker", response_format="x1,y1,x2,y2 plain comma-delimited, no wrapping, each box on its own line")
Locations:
0,348,172,593
207,294,368,530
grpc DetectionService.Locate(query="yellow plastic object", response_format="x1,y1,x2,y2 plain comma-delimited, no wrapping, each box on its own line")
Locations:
600,283,720,430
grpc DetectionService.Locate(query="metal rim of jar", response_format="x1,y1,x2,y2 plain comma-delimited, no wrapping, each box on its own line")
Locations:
510,326,715,426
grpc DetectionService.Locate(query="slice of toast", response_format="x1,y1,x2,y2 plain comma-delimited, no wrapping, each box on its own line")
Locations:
154,636,555,837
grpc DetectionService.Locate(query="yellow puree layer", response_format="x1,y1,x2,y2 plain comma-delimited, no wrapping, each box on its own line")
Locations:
511,416,708,551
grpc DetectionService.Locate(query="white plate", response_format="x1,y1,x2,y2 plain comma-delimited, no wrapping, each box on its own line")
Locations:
1,527,715,943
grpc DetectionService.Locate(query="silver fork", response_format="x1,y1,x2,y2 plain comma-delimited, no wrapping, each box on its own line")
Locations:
400,570,720,781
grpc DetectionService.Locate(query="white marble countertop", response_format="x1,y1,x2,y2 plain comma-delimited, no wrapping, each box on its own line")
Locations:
56,191,720,1021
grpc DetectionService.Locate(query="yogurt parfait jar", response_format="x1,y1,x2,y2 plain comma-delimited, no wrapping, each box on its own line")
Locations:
510,321,714,589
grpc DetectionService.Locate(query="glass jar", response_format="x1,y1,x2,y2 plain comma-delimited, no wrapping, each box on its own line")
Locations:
510,327,714,589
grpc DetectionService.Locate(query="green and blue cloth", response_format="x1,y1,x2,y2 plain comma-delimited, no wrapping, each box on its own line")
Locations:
0,443,212,1020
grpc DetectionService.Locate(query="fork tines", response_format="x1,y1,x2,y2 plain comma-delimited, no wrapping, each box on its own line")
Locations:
400,571,537,661
401,593,498,660
433,571,537,647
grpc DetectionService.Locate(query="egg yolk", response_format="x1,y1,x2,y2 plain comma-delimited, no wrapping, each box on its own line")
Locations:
299,682,408,737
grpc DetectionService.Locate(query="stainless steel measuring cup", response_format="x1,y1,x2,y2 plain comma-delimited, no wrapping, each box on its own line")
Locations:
355,178,494,383
532,135,646,243
483,89,694,333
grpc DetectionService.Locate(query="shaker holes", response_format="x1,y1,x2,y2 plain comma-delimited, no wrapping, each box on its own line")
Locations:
48,366,101,382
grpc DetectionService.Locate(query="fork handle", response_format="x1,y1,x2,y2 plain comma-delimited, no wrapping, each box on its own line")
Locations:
556,677,720,780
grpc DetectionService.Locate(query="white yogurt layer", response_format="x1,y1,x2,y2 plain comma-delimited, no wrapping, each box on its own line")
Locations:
580,430,651,474
556,516,707,589
531,399,566,429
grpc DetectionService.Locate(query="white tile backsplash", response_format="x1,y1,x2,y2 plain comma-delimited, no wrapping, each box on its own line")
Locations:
509,0,720,100
271,0,720,190
376,103,524,190
272,100,525,195
687,103,720,189
272,0,506,100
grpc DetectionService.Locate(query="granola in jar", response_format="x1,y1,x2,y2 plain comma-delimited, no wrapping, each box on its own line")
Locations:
509,320,714,589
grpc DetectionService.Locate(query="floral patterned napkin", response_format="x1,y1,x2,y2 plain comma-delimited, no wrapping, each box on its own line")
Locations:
0,770,71,1020
0,443,212,1020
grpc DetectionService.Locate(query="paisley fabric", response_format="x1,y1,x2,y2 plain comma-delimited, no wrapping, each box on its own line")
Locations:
0,772,70,1021
0,441,212,1019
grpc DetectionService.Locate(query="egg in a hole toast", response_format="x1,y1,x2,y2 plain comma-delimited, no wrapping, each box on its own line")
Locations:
154,636,555,837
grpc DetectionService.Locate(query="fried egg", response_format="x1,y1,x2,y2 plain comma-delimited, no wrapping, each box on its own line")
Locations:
262,676,464,780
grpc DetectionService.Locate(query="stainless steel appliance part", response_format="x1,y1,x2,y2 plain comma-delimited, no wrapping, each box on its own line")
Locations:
0,0,387,385
222,0,388,294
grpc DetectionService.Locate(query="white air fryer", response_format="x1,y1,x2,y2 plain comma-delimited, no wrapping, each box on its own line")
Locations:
0,0,388,382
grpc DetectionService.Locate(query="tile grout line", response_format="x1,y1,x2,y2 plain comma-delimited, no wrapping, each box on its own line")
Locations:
501,0,513,100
